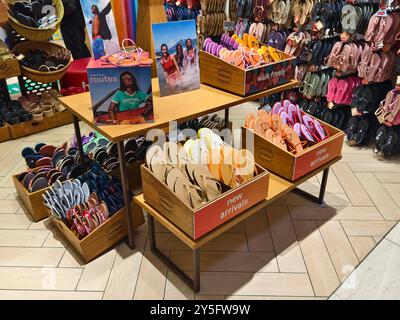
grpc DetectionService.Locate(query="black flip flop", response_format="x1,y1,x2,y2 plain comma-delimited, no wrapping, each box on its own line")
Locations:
345,116,360,141
354,119,370,145
382,130,399,157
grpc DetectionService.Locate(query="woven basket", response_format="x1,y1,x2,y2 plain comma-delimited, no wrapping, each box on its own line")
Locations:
7,0,64,41
13,41,72,84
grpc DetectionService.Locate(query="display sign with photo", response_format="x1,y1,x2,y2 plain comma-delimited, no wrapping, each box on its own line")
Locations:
152,20,200,97
80,0,120,59
87,59,154,125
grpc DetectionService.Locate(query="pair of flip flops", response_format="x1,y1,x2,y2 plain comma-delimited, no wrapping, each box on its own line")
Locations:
100,39,153,67
92,137,151,171
146,142,222,209
345,116,370,145
326,76,362,106
299,70,334,99
375,89,400,126
18,166,66,193
66,195,110,239
22,141,71,169
358,49,397,83
374,125,400,157
245,108,305,154
246,100,329,152
43,179,91,220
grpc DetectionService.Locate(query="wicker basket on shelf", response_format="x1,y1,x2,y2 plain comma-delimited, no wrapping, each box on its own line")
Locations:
6,0,64,41
13,41,72,84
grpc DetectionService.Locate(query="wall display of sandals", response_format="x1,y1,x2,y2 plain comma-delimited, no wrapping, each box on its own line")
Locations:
196,0,227,49
165,0,202,22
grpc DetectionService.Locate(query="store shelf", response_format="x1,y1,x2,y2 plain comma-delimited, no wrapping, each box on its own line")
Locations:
133,156,341,249
59,78,299,142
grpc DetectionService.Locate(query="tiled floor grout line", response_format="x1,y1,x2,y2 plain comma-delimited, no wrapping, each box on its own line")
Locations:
385,237,400,248
336,220,362,265
314,220,342,284
350,172,390,221
335,162,376,207
264,208,280,273
101,245,119,300
130,235,148,300
289,215,316,297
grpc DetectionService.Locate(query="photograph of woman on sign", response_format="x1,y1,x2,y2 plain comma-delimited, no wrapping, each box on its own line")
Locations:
108,71,152,124
91,67,154,125
160,44,182,87
152,20,200,97
175,43,185,74
184,38,197,68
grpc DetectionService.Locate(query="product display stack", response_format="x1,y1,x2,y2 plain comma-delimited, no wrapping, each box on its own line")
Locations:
2,0,400,302
0,0,75,141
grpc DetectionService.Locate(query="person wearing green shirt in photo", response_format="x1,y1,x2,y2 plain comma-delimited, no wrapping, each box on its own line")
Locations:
109,71,149,114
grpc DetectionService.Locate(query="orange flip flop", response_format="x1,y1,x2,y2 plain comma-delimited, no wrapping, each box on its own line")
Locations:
245,113,256,127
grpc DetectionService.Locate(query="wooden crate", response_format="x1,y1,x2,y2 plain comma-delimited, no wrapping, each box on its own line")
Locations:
141,163,269,240
9,114,59,139
49,200,145,262
12,172,50,221
0,124,11,142
0,58,21,79
241,120,344,181
56,110,74,126
199,50,296,96
108,161,143,190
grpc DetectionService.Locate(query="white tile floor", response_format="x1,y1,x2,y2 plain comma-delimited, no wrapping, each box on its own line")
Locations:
0,102,400,299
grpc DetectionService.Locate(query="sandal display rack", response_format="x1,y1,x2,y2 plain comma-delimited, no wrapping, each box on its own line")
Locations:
59,77,343,291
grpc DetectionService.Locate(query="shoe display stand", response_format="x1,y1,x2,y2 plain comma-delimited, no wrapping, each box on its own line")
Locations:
0,54,20,142
58,77,342,288
48,199,145,262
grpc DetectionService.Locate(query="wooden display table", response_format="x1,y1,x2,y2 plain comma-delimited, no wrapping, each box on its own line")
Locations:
134,158,340,292
59,77,342,292
59,79,299,250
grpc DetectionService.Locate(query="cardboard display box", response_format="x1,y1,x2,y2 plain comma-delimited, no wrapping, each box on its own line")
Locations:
0,124,11,142
49,200,145,262
242,119,344,181
141,163,269,240
9,114,59,139
199,50,296,96
87,58,154,126
12,171,51,221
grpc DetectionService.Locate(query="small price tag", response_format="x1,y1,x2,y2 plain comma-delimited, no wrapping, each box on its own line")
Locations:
223,21,235,32
315,21,324,31
16,54,25,61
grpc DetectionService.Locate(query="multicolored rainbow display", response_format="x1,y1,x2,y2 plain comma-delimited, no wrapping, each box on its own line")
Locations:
111,0,138,41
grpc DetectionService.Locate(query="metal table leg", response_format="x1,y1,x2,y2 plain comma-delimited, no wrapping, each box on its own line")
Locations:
293,168,330,205
148,215,201,293
72,115,85,167
117,141,136,250
224,108,230,129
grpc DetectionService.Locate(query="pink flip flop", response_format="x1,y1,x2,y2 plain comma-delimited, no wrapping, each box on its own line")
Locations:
300,124,315,144
283,100,291,112
326,77,338,103
314,118,328,140
272,102,282,114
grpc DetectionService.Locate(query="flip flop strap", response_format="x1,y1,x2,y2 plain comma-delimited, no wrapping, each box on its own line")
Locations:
200,174,223,194
183,183,206,208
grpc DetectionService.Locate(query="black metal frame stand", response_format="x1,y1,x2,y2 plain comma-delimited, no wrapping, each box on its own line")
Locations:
147,168,330,293
72,115,136,250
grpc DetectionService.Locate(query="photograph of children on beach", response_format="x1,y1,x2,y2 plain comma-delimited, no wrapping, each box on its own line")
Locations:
80,0,119,59
152,20,200,97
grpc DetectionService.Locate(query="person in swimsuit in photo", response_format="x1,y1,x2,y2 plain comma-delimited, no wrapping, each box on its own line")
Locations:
184,38,197,69
174,43,185,74
160,44,181,87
